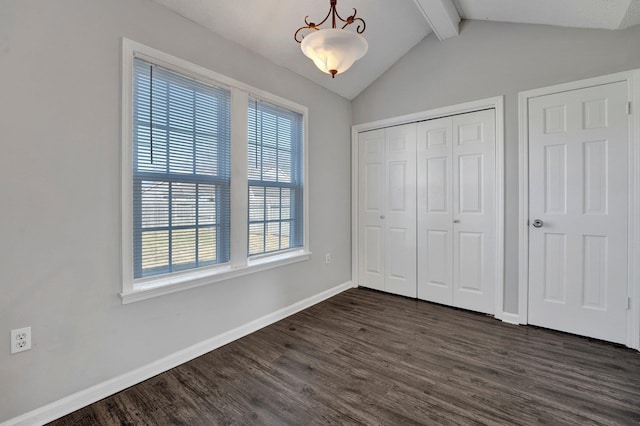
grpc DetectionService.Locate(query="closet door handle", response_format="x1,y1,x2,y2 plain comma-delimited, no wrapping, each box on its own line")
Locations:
380,215,385,219
453,219,460,224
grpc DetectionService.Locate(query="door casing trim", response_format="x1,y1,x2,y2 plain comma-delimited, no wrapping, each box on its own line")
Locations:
518,70,640,350
352,96,505,320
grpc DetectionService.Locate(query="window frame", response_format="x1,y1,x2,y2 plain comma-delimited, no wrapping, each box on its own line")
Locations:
121,39,310,304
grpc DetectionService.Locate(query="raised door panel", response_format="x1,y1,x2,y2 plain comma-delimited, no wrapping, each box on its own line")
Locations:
458,154,484,214
583,140,608,215
426,157,448,213
388,162,408,212
582,235,607,310
365,164,383,213
425,230,449,288
364,225,384,279
388,227,411,279
543,233,567,303
457,232,483,293
544,144,567,214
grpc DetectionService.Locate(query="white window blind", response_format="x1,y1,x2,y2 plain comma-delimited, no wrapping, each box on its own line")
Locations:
132,58,231,279
248,97,304,256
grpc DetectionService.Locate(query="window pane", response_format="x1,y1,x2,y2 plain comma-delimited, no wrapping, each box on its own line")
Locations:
262,146,277,182
266,187,280,221
141,181,169,228
281,189,291,220
141,230,169,272
281,221,291,248
168,84,193,132
171,183,196,226
278,150,292,183
198,184,217,225
168,130,194,174
249,186,265,222
195,133,217,176
249,222,264,255
266,222,281,252
198,227,217,263
172,228,196,268
135,125,168,173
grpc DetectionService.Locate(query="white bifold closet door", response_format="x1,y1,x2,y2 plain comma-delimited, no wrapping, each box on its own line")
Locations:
358,123,417,298
417,110,496,314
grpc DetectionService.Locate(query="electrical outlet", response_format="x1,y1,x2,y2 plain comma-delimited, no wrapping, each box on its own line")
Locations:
325,253,331,264
10,327,31,354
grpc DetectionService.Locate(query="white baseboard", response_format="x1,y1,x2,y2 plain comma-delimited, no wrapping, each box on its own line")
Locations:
3,281,353,426
499,312,520,325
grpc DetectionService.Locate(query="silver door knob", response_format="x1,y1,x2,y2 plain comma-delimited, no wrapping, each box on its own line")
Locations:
453,219,460,223
532,219,543,228
380,215,385,219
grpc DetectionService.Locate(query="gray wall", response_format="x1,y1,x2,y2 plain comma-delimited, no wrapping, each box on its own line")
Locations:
353,20,640,314
0,0,352,421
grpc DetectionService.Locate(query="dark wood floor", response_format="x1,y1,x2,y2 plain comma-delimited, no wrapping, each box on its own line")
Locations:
51,288,640,425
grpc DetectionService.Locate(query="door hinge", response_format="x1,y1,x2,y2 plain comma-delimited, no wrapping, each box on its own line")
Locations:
627,297,632,310
627,101,632,115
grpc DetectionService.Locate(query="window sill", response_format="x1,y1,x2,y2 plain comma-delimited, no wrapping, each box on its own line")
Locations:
120,249,311,304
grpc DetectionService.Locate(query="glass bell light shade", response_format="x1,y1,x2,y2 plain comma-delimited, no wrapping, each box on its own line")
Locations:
300,28,368,78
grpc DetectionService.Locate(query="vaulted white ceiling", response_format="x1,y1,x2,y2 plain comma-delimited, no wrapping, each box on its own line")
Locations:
152,0,640,100
455,0,640,31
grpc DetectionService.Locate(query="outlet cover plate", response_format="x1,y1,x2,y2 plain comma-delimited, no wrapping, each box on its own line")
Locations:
11,326,31,354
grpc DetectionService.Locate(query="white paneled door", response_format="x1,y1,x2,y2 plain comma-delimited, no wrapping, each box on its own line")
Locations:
417,110,496,314
358,123,417,298
528,81,629,344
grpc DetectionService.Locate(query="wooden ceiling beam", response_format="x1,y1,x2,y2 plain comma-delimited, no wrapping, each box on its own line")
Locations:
414,0,460,41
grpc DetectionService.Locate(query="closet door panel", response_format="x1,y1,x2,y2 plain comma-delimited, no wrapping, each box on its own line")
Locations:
452,109,495,314
417,117,453,304
364,226,383,278
384,124,417,297
358,129,386,291
457,231,483,291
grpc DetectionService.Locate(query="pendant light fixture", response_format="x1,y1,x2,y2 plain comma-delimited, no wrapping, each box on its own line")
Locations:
294,0,367,78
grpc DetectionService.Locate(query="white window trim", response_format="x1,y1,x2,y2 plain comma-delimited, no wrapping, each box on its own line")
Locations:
121,38,310,304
